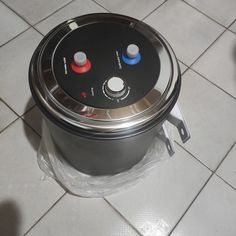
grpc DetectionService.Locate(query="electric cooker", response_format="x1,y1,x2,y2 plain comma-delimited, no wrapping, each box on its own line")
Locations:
29,13,190,175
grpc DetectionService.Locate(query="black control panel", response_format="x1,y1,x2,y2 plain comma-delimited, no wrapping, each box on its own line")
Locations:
53,21,160,109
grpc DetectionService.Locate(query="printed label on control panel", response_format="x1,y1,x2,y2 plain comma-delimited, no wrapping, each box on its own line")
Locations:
115,51,122,70
91,87,94,97
63,57,68,75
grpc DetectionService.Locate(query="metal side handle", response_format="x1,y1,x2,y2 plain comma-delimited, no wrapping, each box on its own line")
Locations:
167,103,191,143
157,122,175,156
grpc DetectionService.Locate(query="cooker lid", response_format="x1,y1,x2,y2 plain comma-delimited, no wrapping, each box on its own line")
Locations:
29,13,180,133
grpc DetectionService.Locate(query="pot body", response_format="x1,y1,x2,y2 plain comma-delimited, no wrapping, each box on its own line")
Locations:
45,117,163,175
29,13,182,176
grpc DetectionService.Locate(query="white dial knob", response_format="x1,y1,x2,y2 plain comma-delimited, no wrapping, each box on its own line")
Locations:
105,77,126,98
126,44,139,58
74,51,87,66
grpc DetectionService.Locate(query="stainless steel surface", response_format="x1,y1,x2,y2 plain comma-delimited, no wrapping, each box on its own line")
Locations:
167,104,191,143
29,13,180,133
157,122,175,156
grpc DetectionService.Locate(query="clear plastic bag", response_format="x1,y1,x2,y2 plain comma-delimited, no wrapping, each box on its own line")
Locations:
37,121,173,197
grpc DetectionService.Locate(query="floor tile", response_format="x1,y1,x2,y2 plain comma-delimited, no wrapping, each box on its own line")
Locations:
171,175,236,236
23,106,42,136
144,0,224,66
94,0,165,20
36,0,107,35
217,144,236,189
230,21,236,34
2,0,72,25
0,28,42,115
0,119,64,235
0,101,17,132
179,61,188,74
106,145,211,236
185,0,236,27
26,194,139,236
176,69,236,170
0,2,29,46
193,30,236,98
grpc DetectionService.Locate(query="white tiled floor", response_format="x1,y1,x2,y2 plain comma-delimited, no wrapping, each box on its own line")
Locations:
176,69,236,170
193,30,236,98
0,0,236,236
217,144,236,189
144,0,224,65
0,2,29,46
230,21,236,34
171,175,236,236
22,106,42,136
0,120,64,235
0,100,17,132
0,28,42,115
184,0,236,27
94,0,165,20
1,0,72,25
26,195,140,236
35,0,107,35
106,145,211,235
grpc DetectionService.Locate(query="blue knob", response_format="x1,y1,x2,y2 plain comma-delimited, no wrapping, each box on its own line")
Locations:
122,44,141,65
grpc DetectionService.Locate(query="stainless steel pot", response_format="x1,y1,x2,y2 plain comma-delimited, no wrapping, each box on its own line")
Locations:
29,13,190,175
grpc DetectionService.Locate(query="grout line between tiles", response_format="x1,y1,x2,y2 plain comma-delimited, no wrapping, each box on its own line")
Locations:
181,67,189,76
178,59,188,68
168,172,214,236
182,0,231,29
0,97,38,121
174,141,212,172
228,28,236,36
141,0,168,21
0,0,74,36
181,27,236,101
215,173,236,192
168,141,236,235
0,98,20,117
20,105,42,138
187,28,227,68
174,3,236,99
227,18,236,35
139,0,236,101
91,0,111,13
0,95,36,137
21,104,37,117
214,141,236,173
0,0,29,24
23,192,67,236
230,19,236,26
104,198,143,236
187,15,236,70
0,1,34,28
0,117,20,135
0,98,21,134
183,0,236,35
31,25,44,36
21,117,41,138
0,27,30,48
178,59,189,75
190,68,236,100
32,0,75,28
